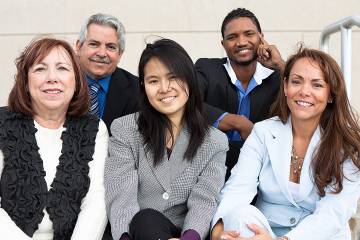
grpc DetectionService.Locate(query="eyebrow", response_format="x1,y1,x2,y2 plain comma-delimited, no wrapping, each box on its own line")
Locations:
33,61,72,67
87,39,117,45
289,74,324,82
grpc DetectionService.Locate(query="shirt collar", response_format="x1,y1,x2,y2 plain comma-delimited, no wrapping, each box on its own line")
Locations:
86,75,112,94
223,57,274,85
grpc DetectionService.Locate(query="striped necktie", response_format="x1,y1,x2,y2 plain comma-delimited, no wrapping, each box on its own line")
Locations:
89,82,101,117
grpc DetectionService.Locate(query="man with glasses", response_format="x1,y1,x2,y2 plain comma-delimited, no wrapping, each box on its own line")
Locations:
77,13,139,131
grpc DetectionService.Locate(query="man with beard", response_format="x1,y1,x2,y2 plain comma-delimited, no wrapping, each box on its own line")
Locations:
77,13,139,131
195,8,284,179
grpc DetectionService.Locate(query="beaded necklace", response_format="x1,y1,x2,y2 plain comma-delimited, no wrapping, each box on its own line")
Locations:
291,146,304,174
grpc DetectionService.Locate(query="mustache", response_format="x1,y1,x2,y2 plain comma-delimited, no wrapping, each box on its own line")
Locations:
89,55,111,64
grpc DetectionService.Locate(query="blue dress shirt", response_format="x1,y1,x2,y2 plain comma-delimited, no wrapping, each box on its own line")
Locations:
86,75,112,118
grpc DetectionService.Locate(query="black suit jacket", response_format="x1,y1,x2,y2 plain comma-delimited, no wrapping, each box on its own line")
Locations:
195,58,281,179
102,67,140,132
195,58,280,124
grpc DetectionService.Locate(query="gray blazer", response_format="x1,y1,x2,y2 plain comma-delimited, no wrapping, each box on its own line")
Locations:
105,114,228,240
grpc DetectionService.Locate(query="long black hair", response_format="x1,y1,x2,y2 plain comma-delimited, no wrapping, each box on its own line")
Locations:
137,38,209,165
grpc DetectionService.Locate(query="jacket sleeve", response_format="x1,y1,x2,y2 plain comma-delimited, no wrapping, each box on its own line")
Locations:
0,151,32,240
182,130,228,239
104,117,140,240
71,120,109,240
195,59,226,124
286,160,360,240
212,124,265,228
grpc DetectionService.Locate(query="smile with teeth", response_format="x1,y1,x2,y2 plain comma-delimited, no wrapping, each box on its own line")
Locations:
44,89,62,94
161,96,175,103
295,100,313,107
236,48,251,54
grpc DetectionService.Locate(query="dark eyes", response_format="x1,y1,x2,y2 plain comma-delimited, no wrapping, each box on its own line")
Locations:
290,79,325,88
148,79,158,84
87,41,119,52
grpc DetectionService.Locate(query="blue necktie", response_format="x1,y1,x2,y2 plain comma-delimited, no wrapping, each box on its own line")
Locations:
89,82,101,117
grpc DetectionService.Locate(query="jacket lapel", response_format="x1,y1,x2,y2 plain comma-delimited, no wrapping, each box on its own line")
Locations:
145,125,191,192
298,126,321,201
103,68,130,129
168,126,192,182
266,117,298,206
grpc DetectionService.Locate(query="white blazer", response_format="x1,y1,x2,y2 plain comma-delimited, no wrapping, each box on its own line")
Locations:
213,116,360,240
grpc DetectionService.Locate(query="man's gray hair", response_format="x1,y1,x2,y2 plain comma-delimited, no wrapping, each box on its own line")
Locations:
78,13,126,52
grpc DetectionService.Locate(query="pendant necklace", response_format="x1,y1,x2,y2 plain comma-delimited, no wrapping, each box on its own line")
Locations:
291,146,304,174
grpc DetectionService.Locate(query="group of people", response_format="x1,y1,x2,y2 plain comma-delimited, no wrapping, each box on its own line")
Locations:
0,7,359,240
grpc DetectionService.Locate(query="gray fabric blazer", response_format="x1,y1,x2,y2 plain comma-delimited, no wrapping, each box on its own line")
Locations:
105,113,228,240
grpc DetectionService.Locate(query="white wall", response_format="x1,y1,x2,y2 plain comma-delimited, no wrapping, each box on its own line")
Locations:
1,0,359,112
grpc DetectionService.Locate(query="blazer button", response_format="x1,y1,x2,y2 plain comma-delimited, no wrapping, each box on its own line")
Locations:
290,217,296,224
162,192,169,200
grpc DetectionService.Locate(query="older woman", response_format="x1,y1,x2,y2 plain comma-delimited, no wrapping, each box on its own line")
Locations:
105,39,227,240
211,47,360,240
0,38,108,240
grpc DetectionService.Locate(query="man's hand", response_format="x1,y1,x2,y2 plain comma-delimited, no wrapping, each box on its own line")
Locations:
257,34,285,73
218,114,254,140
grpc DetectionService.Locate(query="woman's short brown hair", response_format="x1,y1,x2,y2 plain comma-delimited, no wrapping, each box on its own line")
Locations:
8,37,89,117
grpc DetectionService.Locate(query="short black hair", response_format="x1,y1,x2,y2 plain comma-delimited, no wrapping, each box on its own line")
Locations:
221,8,262,38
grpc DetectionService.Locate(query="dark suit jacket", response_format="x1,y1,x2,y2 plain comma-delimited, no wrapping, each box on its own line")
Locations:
195,58,281,179
195,58,280,124
102,67,140,132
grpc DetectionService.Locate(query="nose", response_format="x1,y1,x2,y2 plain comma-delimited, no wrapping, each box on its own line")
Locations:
159,79,170,93
47,68,58,83
97,45,107,57
299,83,311,96
236,35,247,47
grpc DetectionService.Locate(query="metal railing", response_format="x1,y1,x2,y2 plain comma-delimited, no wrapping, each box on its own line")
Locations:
320,15,360,99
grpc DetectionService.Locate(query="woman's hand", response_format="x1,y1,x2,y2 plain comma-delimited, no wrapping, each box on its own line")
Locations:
216,230,240,240
236,223,272,240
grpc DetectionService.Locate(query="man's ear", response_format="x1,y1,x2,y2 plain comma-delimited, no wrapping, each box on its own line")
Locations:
221,39,224,47
75,40,81,54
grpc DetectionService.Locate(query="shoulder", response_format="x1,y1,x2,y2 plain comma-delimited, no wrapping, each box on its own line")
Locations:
110,113,138,137
113,67,138,81
266,69,281,84
0,107,9,121
248,117,288,146
0,106,8,114
203,127,229,151
195,58,226,67
252,116,284,135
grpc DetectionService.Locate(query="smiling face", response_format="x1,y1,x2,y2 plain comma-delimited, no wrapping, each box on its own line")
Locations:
284,57,331,125
221,17,261,66
144,57,189,123
28,46,76,117
76,23,122,80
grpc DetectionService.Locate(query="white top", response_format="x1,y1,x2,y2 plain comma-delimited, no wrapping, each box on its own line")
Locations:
0,119,109,240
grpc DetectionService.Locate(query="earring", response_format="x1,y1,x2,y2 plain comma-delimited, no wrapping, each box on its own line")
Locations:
328,98,333,103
